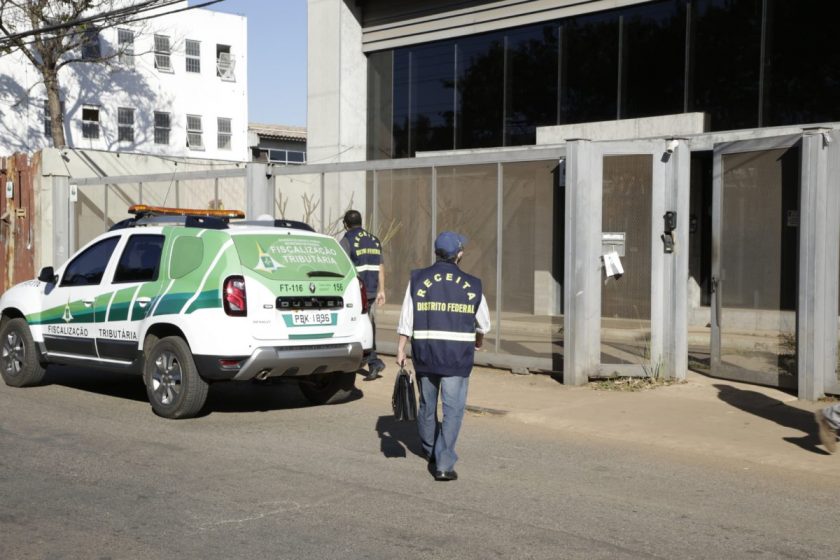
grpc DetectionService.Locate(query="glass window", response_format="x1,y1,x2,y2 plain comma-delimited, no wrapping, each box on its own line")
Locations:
216,44,235,80
186,39,201,73
410,41,455,154
154,34,172,71
118,28,134,66
436,164,498,349
392,49,411,157
689,0,762,130
217,117,232,150
559,10,620,124
367,50,393,160
504,24,559,146
763,0,840,126
81,30,100,60
82,105,100,139
117,107,134,142
620,0,685,119
114,235,164,283
187,114,203,149
154,111,170,145
61,237,120,287
456,31,504,149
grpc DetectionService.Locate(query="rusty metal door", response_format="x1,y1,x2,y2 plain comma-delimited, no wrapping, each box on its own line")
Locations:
1,154,36,294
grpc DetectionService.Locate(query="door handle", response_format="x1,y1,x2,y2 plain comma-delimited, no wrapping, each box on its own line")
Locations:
137,297,151,307
711,276,721,328
83,299,94,307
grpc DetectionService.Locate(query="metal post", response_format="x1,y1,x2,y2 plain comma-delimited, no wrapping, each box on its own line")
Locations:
51,176,72,267
798,129,832,399
246,162,272,219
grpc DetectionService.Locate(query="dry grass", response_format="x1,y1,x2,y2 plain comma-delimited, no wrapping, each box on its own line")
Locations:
589,376,685,392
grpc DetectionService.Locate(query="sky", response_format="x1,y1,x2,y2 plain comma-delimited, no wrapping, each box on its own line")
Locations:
192,0,308,127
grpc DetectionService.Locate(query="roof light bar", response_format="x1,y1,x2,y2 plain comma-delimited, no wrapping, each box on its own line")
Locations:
128,204,245,220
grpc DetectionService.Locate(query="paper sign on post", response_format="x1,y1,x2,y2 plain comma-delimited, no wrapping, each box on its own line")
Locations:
603,251,624,279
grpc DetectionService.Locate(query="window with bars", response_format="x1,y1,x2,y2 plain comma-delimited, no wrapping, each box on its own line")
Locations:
217,117,232,150
154,111,170,145
118,28,134,66
186,39,200,73
154,34,171,71
82,105,100,139
118,107,135,142
81,29,100,59
216,44,235,80
43,99,65,138
187,114,203,149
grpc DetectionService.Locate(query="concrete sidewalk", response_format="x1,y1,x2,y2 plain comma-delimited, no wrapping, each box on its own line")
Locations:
360,361,840,477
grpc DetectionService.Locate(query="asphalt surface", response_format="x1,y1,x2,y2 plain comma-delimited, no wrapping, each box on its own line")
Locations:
1,366,839,559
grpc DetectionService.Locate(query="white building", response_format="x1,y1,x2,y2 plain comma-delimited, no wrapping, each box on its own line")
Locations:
0,1,248,161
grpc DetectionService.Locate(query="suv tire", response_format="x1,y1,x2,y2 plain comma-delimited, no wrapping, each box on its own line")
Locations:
143,336,208,419
299,371,356,405
0,318,46,388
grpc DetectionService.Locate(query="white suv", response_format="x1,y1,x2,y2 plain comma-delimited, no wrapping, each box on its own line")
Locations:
0,206,373,418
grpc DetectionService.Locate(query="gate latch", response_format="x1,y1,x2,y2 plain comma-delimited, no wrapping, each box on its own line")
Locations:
14,207,26,219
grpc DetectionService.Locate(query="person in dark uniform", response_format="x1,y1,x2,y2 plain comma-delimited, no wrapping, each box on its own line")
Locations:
340,210,386,381
395,231,491,481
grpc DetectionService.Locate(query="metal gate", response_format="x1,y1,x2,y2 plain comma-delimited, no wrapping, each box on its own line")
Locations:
0,154,36,293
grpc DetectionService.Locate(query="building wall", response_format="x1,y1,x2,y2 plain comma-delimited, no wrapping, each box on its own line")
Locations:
0,1,248,161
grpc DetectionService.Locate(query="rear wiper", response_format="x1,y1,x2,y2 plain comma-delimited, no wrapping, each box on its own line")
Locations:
307,270,344,278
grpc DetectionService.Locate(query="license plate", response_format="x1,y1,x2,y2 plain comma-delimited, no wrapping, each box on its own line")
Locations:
290,311,334,326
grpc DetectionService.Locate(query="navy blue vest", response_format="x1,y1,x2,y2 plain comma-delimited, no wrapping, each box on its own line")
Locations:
409,261,482,377
343,227,382,297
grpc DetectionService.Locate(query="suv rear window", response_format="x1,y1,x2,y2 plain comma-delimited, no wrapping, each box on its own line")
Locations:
232,234,353,280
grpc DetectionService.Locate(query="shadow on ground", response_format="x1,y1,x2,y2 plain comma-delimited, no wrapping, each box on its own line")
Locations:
714,384,828,455
375,415,424,460
42,366,362,416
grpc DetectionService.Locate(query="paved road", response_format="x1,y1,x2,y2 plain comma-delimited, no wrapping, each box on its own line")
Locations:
1,366,838,559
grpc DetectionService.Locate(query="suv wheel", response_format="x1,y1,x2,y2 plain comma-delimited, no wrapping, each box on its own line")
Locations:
143,336,208,419
299,371,356,405
0,318,46,388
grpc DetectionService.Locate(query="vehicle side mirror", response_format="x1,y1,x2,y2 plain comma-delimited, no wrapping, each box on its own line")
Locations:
38,266,56,284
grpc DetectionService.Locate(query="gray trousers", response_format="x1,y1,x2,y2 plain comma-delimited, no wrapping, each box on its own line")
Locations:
822,403,840,431
417,373,470,472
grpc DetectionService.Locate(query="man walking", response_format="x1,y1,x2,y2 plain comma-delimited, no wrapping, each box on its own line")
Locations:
396,232,491,481
340,210,386,381
815,405,840,453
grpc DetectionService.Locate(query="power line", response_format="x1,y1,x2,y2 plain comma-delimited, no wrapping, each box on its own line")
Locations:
0,0,223,49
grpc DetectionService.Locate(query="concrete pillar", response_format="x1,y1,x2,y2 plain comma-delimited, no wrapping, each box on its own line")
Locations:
798,128,835,399
662,139,691,380
564,140,601,385
307,0,368,230
51,176,72,267
246,163,273,219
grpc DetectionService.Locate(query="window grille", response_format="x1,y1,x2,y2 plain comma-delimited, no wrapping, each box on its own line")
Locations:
82,106,100,139
118,107,135,142
154,34,171,71
216,45,235,80
217,117,232,150
186,39,201,73
118,29,134,66
187,114,203,149
154,111,170,145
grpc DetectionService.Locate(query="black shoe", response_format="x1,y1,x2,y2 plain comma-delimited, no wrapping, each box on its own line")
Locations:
363,365,383,381
433,470,458,481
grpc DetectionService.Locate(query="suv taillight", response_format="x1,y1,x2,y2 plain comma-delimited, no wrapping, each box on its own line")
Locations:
358,276,369,314
224,276,247,316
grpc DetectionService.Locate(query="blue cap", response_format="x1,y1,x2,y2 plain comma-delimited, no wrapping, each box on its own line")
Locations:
434,231,466,258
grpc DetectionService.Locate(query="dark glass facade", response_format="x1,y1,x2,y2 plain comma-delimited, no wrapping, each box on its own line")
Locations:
368,0,840,159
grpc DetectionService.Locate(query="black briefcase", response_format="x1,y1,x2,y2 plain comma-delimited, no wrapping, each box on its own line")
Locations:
391,366,417,422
